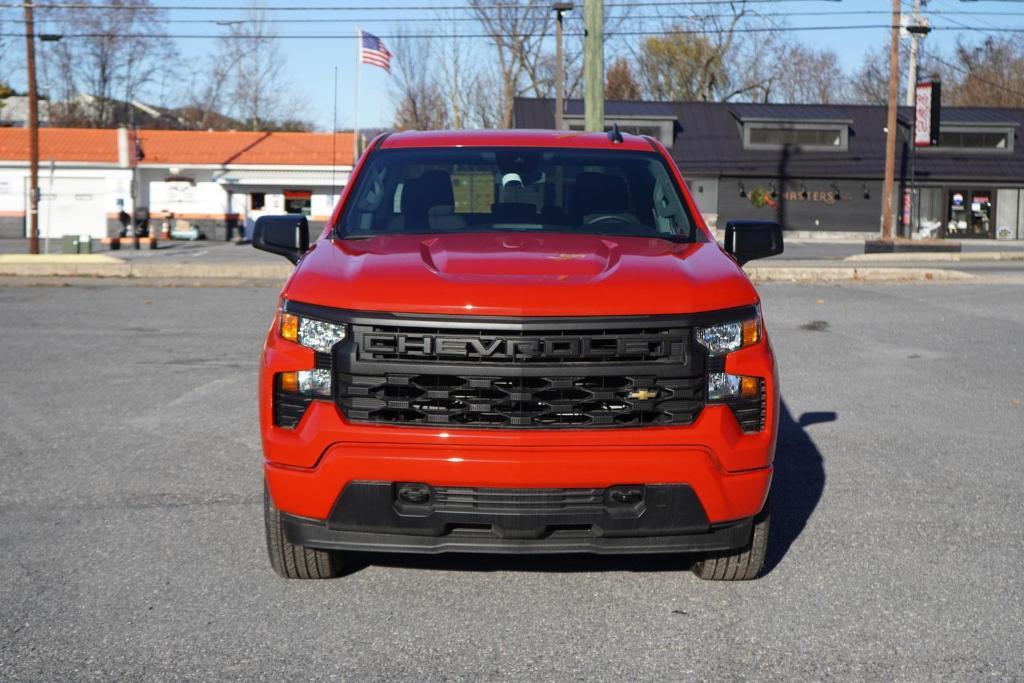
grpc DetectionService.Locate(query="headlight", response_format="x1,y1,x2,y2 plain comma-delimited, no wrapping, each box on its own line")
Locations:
707,372,760,401
279,369,332,398
696,314,760,356
279,312,347,353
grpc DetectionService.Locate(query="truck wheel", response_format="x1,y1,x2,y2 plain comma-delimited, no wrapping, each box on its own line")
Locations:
264,485,345,579
692,497,770,581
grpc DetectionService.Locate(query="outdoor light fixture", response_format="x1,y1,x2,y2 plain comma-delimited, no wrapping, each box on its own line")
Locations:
830,182,842,200
769,182,778,199
862,182,871,199
738,182,747,198
800,183,809,200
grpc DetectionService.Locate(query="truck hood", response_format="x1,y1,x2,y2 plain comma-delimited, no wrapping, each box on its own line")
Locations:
283,232,758,317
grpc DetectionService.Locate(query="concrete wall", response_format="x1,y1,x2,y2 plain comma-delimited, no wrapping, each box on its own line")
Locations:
685,177,719,228
0,166,133,239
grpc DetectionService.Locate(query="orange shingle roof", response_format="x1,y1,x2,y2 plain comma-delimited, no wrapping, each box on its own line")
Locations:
0,128,118,163
138,130,354,166
0,128,354,166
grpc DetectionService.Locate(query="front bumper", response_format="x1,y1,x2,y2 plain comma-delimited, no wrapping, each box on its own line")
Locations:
260,307,779,533
280,481,755,555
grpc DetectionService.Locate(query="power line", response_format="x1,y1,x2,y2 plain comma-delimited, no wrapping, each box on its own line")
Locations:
16,24,1024,39
7,0,851,10
20,8,1024,26
5,24,898,40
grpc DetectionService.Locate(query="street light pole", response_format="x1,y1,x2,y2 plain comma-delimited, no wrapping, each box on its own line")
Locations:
553,3,574,130
880,0,901,241
23,0,40,255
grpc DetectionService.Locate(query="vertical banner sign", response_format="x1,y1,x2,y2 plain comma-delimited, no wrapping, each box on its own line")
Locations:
915,81,942,147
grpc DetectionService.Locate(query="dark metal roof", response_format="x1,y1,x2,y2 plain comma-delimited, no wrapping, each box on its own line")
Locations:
513,97,1024,182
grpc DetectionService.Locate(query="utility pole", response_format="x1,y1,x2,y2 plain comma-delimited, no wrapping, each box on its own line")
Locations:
880,0,901,240
583,0,603,132
905,0,923,107
553,2,574,130
23,0,40,254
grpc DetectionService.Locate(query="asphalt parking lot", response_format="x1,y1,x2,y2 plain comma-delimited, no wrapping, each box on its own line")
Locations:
1,281,1022,679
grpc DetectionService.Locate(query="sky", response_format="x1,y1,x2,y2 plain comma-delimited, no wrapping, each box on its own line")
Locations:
18,0,1024,131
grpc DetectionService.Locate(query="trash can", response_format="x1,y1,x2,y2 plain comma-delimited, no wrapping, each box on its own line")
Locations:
61,235,92,253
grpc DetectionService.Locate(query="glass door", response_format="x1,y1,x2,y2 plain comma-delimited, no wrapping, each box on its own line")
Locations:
968,191,993,238
946,190,968,238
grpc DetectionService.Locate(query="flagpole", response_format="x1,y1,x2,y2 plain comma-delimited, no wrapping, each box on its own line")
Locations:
353,27,361,164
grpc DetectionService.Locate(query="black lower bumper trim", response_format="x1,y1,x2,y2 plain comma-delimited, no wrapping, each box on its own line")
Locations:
282,514,752,555
281,481,754,555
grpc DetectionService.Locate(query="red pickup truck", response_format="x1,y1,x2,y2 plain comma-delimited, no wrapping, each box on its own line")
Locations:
255,129,782,580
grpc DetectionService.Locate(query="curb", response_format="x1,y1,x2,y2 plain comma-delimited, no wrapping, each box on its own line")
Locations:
844,251,1024,263
745,266,975,283
0,258,291,279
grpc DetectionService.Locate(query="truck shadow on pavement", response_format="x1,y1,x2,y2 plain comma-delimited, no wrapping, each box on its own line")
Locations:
762,401,831,575
346,400,828,578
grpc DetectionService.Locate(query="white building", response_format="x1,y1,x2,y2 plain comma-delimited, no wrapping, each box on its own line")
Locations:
0,127,355,241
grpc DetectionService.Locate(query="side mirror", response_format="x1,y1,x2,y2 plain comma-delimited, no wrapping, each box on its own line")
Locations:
724,220,784,265
253,214,309,264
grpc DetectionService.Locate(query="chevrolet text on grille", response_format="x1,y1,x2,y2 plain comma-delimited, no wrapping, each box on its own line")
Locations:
362,333,682,361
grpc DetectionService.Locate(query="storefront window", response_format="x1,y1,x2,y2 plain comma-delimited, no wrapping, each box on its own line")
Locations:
284,190,312,215
946,189,994,239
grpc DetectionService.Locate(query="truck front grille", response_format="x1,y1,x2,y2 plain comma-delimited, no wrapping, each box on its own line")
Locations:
331,315,705,429
338,372,704,427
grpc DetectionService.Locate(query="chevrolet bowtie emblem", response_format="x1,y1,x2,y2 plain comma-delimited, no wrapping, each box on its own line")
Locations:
627,389,659,401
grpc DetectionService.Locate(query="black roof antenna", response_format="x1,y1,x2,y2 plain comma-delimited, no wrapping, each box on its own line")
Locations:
607,122,623,144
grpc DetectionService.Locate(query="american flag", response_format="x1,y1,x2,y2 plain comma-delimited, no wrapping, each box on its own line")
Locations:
359,30,391,72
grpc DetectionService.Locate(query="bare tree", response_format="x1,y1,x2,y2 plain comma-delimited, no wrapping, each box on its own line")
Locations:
469,0,552,127
767,45,847,104
947,37,1024,108
390,33,450,131
219,6,304,130
433,12,478,129
38,0,176,127
848,42,898,105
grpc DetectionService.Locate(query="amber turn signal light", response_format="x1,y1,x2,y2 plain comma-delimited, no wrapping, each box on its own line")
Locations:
740,376,760,400
280,312,299,342
741,318,760,348
279,371,299,393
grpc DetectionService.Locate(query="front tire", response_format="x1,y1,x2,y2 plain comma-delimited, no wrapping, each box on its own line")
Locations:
692,496,770,581
264,485,345,579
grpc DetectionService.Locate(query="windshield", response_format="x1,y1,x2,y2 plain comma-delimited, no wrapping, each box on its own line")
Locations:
337,147,699,241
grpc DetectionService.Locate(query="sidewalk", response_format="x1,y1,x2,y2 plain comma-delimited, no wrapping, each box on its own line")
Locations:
0,238,1021,284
